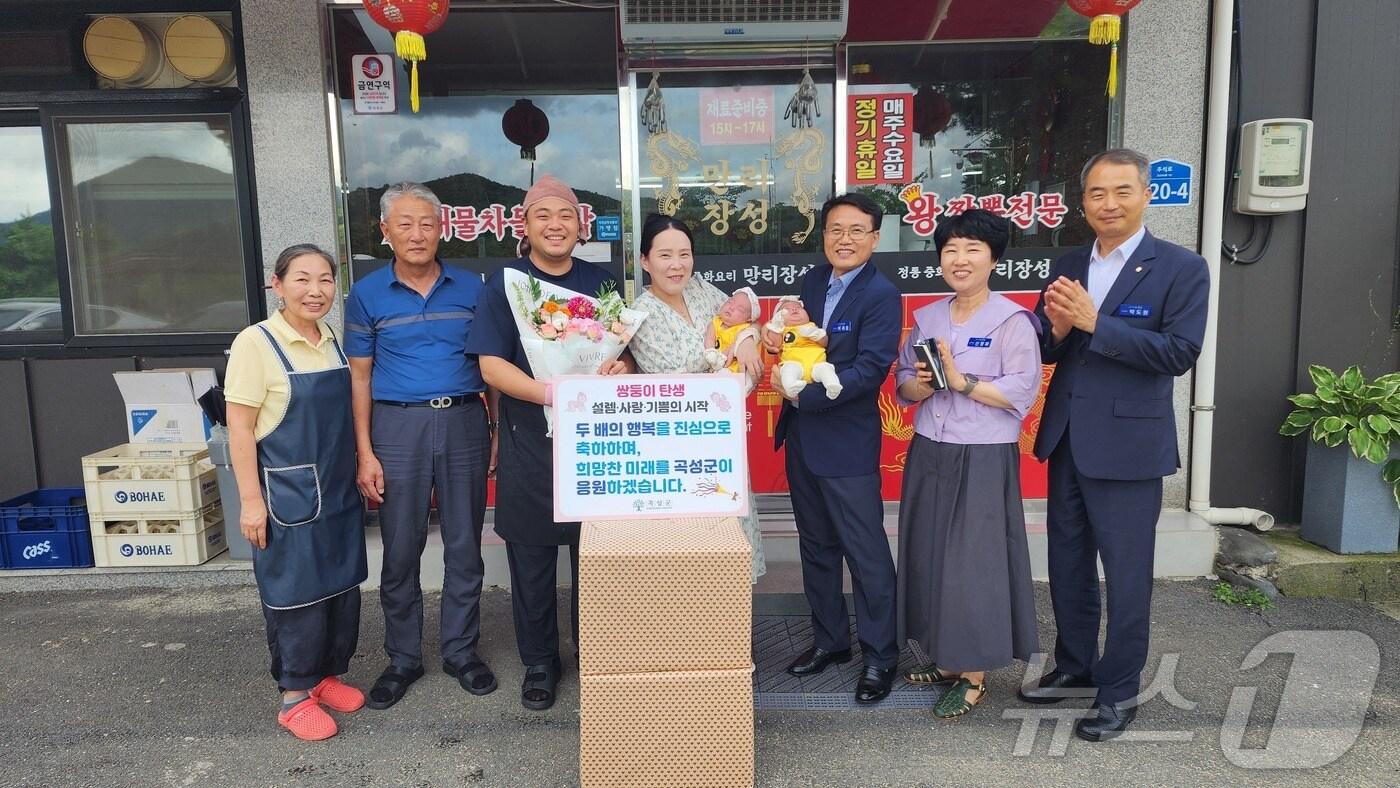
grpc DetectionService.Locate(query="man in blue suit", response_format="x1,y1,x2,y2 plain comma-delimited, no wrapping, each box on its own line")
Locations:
768,193,903,704
1019,149,1210,741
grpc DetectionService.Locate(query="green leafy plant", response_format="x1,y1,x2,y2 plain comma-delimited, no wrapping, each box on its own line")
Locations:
1279,364,1400,507
1211,582,1274,611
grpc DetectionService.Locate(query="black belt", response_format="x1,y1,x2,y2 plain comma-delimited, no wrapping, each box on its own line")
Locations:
374,394,480,409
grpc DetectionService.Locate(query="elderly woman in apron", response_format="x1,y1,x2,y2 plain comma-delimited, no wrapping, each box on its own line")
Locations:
225,244,368,741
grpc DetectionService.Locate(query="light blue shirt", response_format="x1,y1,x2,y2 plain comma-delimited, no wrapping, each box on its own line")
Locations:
822,263,865,328
1087,225,1146,309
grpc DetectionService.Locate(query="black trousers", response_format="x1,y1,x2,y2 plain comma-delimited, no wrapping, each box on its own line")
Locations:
262,588,362,692
505,541,579,666
1046,435,1162,707
785,418,899,669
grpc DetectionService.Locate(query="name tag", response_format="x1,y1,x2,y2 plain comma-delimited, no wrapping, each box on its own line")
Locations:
967,337,993,348
1116,304,1153,318
830,321,852,333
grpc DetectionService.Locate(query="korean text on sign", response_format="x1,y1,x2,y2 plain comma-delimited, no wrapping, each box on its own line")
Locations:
552,374,749,520
848,92,915,186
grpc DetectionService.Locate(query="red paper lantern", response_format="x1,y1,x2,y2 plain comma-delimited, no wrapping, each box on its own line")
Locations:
913,85,953,148
361,0,449,113
1066,0,1142,98
502,99,550,161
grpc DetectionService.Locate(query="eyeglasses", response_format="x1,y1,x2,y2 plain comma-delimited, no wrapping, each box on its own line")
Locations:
823,227,874,241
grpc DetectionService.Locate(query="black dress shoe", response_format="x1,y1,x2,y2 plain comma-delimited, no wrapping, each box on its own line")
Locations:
1075,702,1138,741
786,646,853,677
855,665,896,705
1017,670,1095,704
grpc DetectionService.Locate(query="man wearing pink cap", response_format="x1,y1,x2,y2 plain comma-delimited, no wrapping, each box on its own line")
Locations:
465,175,632,710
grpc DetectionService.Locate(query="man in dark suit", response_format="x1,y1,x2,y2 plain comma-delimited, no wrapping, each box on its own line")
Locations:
1019,149,1210,741
768,193,903,704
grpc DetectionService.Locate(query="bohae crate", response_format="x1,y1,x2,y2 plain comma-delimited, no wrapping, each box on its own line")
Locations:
90,502,227,567
0,487,95,569
82,443,219,518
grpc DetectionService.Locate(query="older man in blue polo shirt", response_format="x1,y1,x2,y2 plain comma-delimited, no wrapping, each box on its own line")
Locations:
344,182,496,710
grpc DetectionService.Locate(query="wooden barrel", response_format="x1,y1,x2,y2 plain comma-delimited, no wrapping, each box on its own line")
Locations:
164,15,235,85
83,16,162,86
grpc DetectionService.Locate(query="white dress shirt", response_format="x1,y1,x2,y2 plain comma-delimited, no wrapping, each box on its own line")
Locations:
1087,225,1146,309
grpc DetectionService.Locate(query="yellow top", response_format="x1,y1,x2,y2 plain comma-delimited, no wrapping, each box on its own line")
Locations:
710,317,753,373
781,324,827,379
224,310,341,440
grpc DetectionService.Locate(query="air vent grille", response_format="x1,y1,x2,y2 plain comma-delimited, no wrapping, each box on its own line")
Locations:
624,0,843,25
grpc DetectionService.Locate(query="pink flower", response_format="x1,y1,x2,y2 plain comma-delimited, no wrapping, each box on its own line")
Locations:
588,324,604,341
540,324,558,339
610,321,624,335
566,296,596,319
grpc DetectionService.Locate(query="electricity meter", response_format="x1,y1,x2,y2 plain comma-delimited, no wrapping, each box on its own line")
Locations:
1234,118,1313,215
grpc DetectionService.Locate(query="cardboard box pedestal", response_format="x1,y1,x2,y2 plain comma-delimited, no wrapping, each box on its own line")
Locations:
580,667,754,788
112,369,216,444
579,517,751,676
579,518,754,788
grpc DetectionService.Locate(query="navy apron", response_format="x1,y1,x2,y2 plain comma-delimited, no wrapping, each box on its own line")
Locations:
253,324,368,610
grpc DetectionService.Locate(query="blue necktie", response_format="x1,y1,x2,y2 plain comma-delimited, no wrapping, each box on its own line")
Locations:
822,277,844,328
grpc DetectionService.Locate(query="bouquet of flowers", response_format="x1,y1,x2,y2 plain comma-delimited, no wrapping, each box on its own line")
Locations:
505,268,647,433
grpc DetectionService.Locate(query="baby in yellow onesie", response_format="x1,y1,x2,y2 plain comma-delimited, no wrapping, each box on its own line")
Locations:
703,286,761,393
763,296,842,400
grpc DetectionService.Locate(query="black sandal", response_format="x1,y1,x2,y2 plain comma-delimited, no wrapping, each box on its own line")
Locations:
444,658,498,696
521,658,562,711
365,664,424,710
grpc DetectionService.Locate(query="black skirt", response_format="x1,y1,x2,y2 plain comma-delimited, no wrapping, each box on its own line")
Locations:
896,434,1039,672
492,393,578,546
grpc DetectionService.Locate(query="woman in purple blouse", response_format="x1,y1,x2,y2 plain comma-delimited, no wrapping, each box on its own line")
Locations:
893,209,1042,719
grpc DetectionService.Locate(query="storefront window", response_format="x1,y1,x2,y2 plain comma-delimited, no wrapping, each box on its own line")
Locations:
332,7,623,283
53,113,251,335
0,121,60,335
848,40,1109,293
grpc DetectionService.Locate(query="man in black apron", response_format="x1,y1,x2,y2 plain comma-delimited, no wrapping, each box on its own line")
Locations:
465,175,632,710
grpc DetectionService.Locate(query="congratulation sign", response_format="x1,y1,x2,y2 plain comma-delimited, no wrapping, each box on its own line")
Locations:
351,54,397,115
553,374,750,521
848,92,914,186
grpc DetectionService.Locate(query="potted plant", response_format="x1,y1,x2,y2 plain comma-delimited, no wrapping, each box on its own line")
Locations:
1279,365,1400,553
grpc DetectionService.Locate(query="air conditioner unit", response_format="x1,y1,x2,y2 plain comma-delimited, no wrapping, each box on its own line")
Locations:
620,0,848,45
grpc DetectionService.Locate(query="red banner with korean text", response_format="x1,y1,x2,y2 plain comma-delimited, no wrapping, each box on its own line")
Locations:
848,92,915,186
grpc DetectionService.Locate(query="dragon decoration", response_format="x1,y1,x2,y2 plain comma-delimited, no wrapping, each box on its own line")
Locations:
639,69,827,238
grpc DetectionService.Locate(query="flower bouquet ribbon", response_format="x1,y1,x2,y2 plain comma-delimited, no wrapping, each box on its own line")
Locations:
505,268,647,435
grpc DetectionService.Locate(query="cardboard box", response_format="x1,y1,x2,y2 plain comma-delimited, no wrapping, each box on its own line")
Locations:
580,667,754,788
579,517,751,676
112,369,217,444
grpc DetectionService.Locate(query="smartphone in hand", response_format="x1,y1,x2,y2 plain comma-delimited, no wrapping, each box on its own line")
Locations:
914,339,949,391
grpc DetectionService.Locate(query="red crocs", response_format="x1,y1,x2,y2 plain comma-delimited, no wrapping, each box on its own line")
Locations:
309,676,366,713
278,697,338,741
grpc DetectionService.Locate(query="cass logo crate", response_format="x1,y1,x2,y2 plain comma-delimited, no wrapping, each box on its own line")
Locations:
0,487,94,570
82,443,220,517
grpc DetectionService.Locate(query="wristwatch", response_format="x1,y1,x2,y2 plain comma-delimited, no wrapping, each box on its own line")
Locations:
959,374,980,395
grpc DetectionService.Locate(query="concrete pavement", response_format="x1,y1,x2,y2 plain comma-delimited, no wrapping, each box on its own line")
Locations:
1,581,1398,787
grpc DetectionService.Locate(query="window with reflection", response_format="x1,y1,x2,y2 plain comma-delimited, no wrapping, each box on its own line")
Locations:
54,114,251,334
0,120,60,336
332,7,623,283
848,39,1109,293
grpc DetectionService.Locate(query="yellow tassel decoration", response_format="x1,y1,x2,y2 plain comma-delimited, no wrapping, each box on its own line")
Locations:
395,30,426,113
1088,14,1123,98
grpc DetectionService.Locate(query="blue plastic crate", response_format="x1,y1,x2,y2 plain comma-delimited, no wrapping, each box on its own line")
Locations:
0,488,94,569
